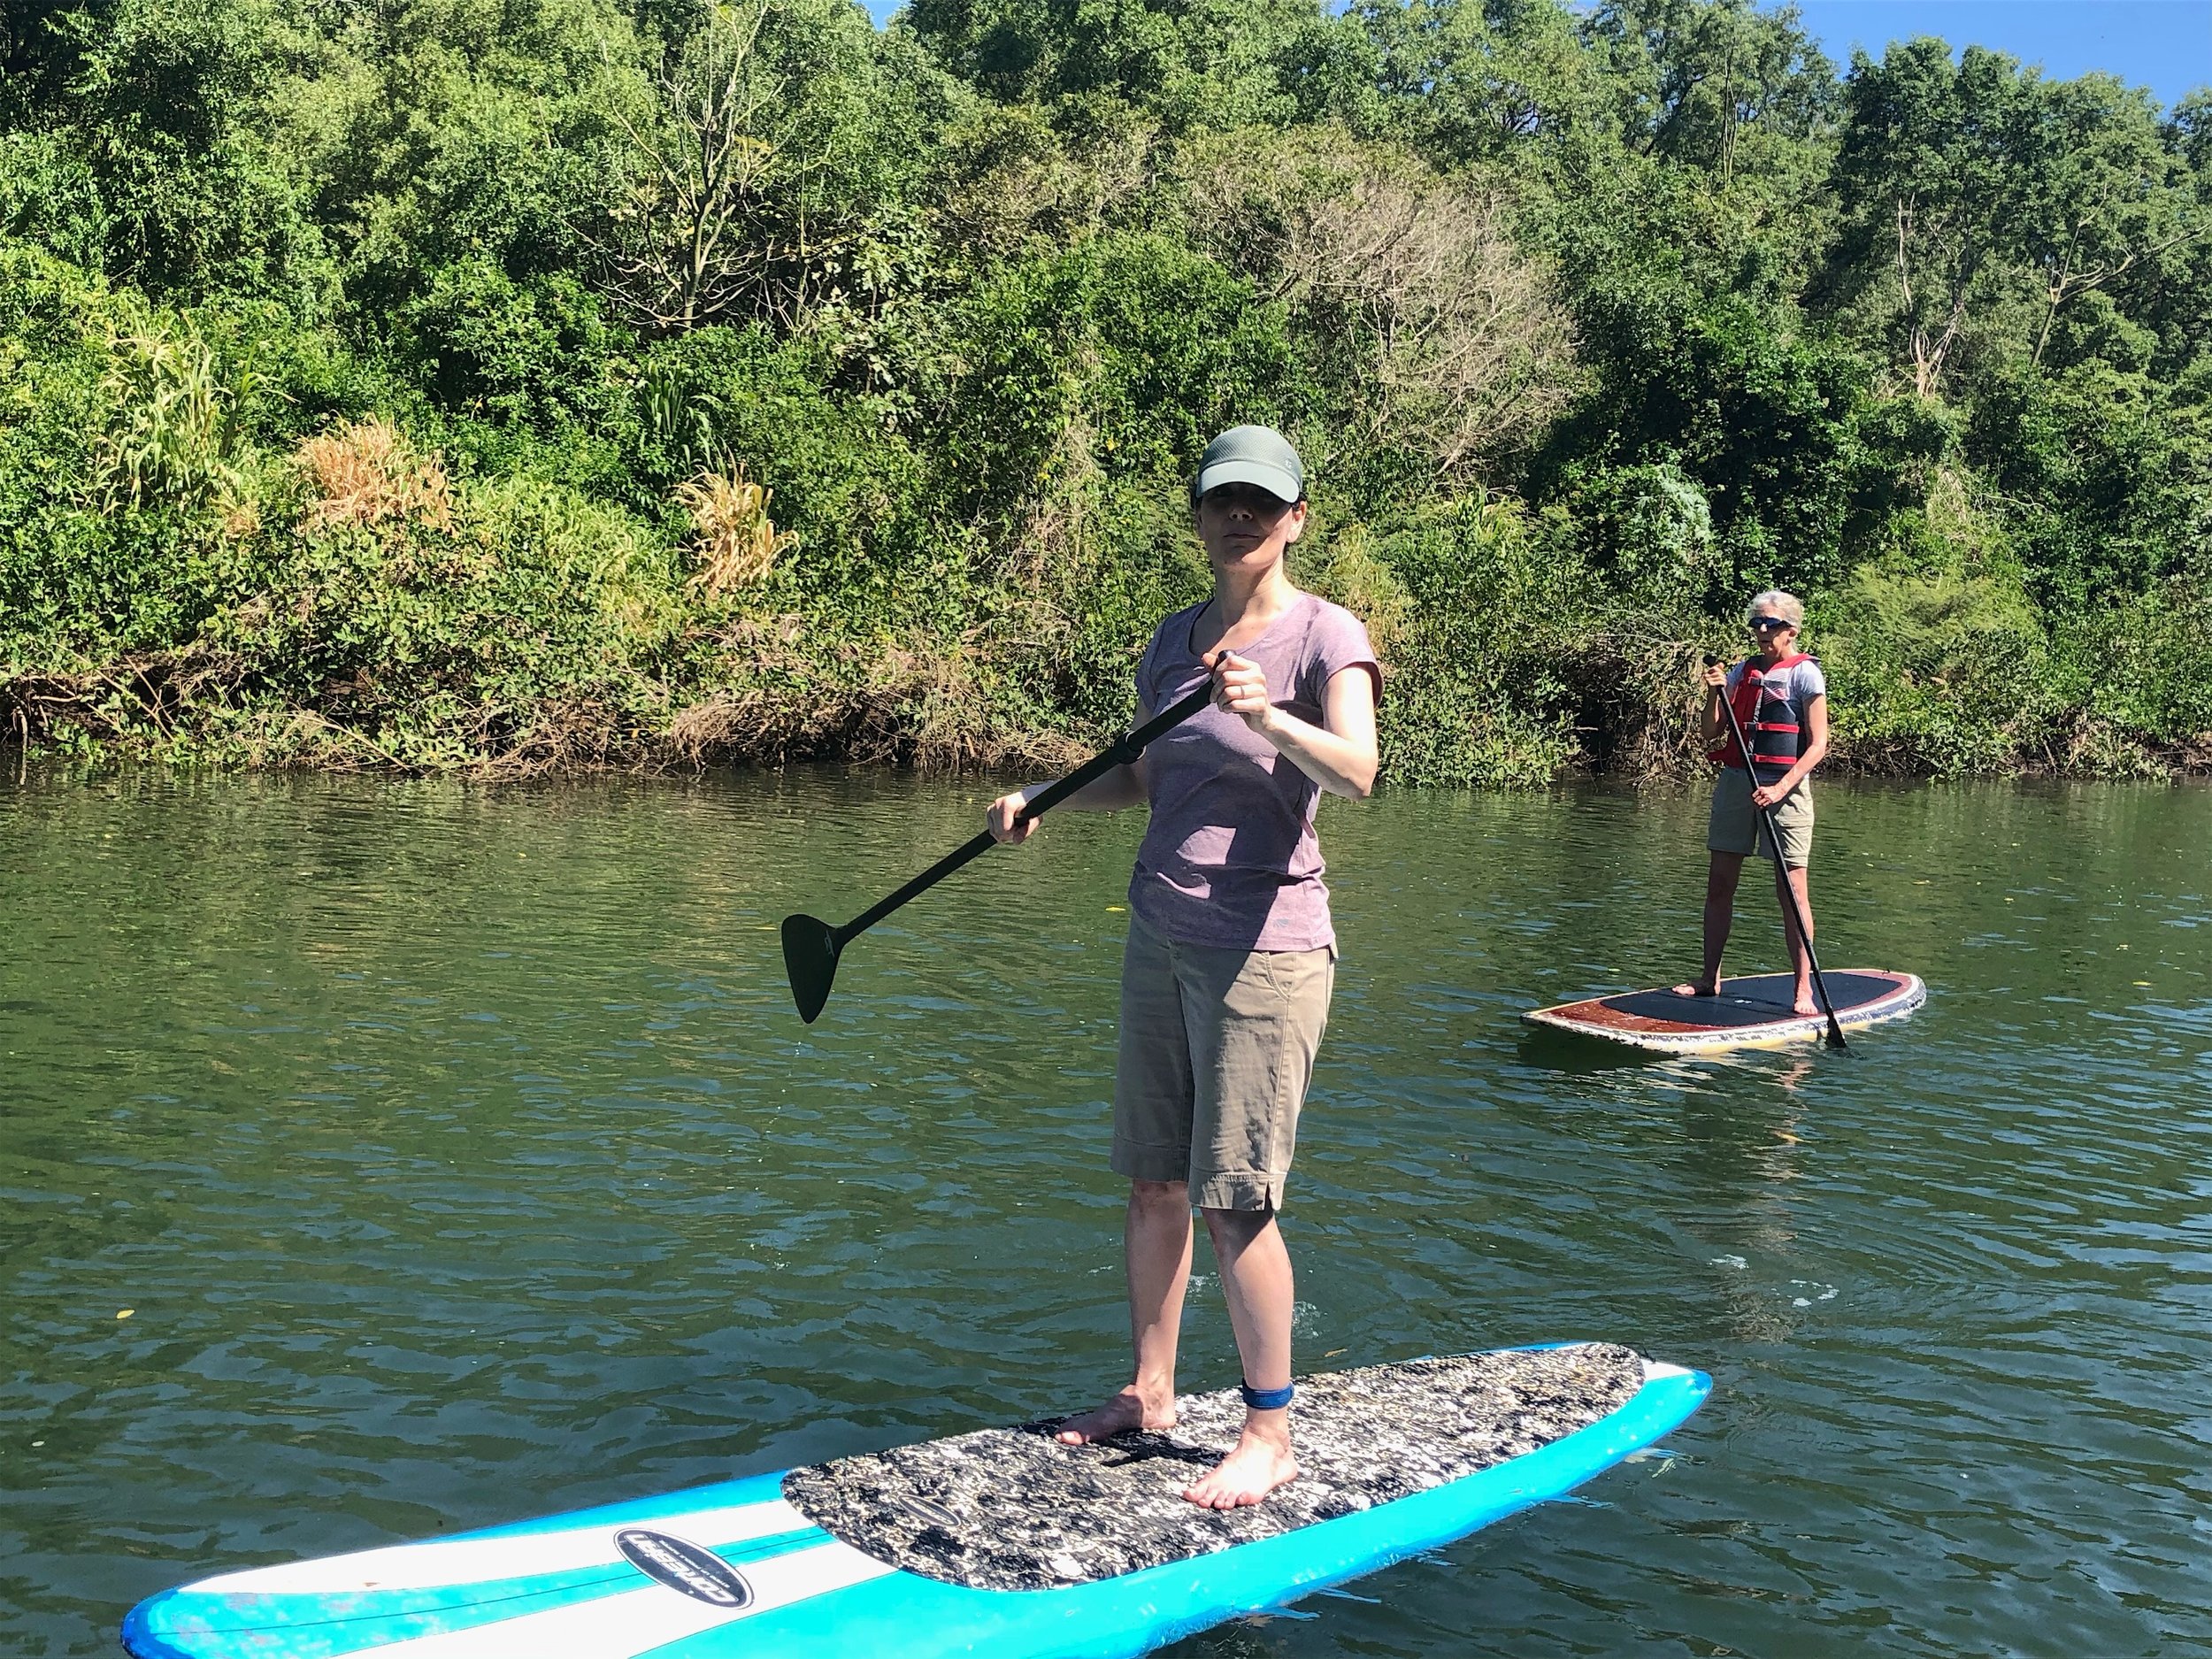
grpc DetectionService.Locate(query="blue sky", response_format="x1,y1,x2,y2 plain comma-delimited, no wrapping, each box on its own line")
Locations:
1796,2,2209,110
860,0,2212,113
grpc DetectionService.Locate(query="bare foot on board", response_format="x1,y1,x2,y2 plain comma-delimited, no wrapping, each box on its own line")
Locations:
1055,1387,1174,1445
1793,992,1820,1017
1182,1425,1299,1509
1671,979,1721,997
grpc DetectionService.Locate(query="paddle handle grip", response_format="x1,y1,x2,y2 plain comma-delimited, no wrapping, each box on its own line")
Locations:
1702,655,1848,1048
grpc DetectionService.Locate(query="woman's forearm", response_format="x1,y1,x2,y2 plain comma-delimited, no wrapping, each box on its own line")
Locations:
988,756,1146,843
1778,735,1827,789
1259,709,1376,799
1016,759,1149,814
1701,688,1725,747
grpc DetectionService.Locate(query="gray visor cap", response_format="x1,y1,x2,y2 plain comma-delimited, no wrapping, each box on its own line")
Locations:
1191,425,1304,504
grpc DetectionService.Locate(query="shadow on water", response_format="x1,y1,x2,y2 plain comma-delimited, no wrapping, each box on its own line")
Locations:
1,769,2208,1656
1512,1024,1665,1076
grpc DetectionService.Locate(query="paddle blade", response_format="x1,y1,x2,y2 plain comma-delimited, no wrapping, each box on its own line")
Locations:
781,913,841,1024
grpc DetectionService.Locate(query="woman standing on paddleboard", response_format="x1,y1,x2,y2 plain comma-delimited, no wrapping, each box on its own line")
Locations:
986,426,1379,1510
1675,590,1830,1015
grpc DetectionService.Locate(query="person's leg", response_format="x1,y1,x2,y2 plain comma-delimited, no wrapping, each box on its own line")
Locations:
1179,943,1330,1507
1067,917,1198,1443
1678,771,1756,995
1182,1205,1300,1508
1776,862,1817,1015
1056,1179,1193,1442
1766,786,1818,1015
1674,851,1746,995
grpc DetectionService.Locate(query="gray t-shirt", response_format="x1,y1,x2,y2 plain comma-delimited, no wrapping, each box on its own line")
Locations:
1129,593,1380,953
1724,655,1827,707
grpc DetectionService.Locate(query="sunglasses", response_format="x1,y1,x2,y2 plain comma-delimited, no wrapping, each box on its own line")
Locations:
1749,616,1791,632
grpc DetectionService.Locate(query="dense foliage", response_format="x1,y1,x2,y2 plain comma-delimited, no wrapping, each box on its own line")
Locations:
2,0,2208,780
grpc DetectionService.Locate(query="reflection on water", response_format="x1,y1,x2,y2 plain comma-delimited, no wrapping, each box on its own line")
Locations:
2,770,2208,1656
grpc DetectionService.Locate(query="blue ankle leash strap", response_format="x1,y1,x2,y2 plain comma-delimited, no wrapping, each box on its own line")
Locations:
1239,1380,1294,1410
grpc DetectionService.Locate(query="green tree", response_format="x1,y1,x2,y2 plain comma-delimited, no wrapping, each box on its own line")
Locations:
1350,0,1613,163
1830,40,2199,396
6,0,2212,780
905,0,1316,127
1586,0,1836,176
0,0,324,297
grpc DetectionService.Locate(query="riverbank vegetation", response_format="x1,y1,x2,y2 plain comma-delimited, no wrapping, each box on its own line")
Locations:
3,0,2208,781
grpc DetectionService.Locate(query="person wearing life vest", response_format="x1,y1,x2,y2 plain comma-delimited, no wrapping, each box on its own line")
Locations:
1672,589,1831,1017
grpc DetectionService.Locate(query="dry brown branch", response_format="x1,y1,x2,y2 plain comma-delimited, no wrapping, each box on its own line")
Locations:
0,643,247,751
1301,177,1583,477
1187,135,1582,482
660,609,1096,776
1893,196,1977,399
2032,221,2200,365
1555,627,1720,779
934,111,1158,257
668,690,765,765
588,0,841,334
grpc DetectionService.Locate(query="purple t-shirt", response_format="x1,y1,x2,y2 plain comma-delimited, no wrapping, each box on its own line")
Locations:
1129,593,1380,953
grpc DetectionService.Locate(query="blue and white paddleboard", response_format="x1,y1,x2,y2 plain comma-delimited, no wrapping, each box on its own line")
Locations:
122,1344,1709,1659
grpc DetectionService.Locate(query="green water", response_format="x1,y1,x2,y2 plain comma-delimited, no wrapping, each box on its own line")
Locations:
3,771,2208,1656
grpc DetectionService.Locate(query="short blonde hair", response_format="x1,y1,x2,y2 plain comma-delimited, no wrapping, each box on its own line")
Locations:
1747,589,1804,628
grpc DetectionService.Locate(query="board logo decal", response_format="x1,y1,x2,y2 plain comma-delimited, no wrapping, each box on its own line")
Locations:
898,1494,960,1531
615,1529,753,1608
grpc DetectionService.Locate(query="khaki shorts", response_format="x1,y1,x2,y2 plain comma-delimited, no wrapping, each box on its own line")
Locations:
1111,914,1333,1212
1709,766,1813,866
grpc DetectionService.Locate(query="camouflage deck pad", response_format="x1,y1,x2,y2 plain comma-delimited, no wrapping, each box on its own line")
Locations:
782,1343,1645,1590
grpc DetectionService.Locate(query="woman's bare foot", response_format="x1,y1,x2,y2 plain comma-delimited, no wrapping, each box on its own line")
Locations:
1055,1386,1174,1445
1793,991,1820,1017
1671,979,1721,997
1183,1421,1299,1508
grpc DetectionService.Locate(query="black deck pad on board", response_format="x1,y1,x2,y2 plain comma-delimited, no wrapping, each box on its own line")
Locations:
1603,971,1900,1028
780,1343,1644,1591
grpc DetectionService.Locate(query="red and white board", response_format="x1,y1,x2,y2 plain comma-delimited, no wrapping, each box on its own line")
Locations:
1524,970,1925,1052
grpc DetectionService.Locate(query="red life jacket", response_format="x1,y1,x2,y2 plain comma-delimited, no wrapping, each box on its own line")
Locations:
1710,652,1814,784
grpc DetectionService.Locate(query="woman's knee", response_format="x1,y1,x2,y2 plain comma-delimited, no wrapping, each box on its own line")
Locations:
1130,1179,1188,1210
1199,1203,1275,1248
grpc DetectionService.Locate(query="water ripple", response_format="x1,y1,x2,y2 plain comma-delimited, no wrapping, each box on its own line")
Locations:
0,772,2206,1655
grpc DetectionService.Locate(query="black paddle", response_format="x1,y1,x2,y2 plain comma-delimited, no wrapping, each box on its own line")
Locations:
781,680,1217,1023
1704,654,1849,1050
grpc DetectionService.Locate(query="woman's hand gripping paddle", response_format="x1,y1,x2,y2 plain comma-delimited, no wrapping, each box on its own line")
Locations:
781,681,1216,1023
1706,654,1850,1051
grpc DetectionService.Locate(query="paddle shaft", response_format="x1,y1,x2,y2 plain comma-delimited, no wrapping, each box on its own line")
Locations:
833,681,1217,945
1705,655,1848,1049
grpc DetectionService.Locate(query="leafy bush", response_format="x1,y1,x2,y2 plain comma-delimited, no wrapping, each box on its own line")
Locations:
4,0,2209,783
1367,496,1588,787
